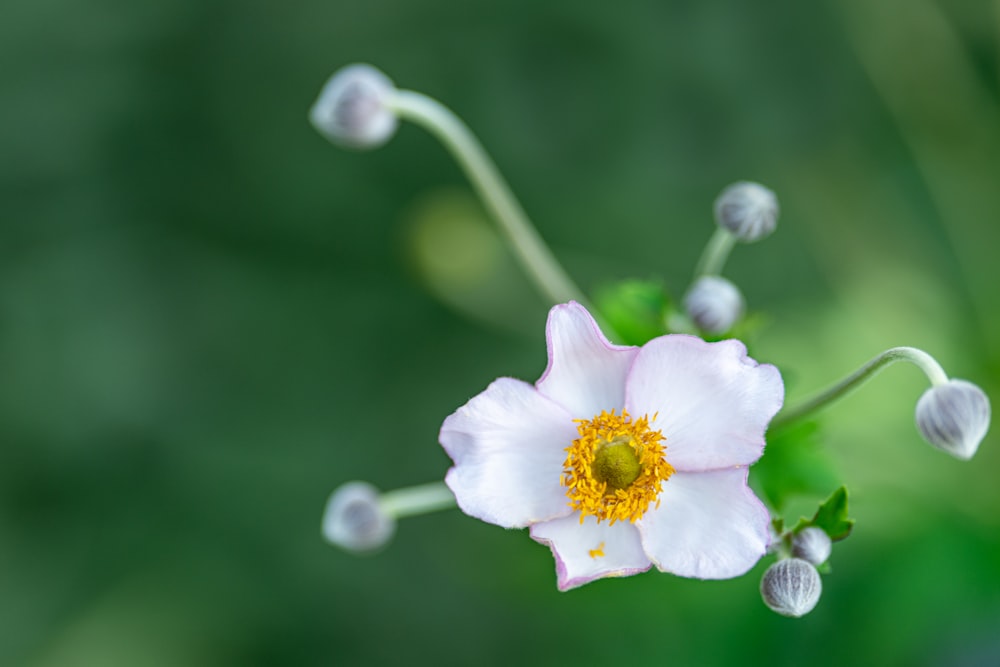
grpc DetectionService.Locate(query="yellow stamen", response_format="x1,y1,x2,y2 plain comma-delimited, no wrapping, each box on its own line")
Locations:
588,542,606,559
562,409,674,525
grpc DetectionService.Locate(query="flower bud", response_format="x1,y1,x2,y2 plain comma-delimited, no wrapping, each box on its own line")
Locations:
760,558,822,618
322,481,396,553
714,181,779,243
791,527,832,566
310,64,399,149
683,275,745,334
915,379,991,460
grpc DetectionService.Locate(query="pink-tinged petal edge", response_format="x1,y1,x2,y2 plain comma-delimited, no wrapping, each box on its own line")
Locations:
535,302,639,419
637,468,771,579
440,378,576,529
530,514,652,591
625,335,783,472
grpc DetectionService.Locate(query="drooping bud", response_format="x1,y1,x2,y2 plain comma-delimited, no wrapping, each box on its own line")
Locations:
322,481,396,553
791,527,832,566
683,275,745,334
760,558,822,618
714,181,779,243
310,64,399,149
915,379,991,460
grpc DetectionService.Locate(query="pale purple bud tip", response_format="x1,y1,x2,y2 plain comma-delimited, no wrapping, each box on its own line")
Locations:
915,379,991,460
683,275,745,334
761,558,822,618
792,527,832,566
322,481,396,553
714,181,779,243
310,64,399,149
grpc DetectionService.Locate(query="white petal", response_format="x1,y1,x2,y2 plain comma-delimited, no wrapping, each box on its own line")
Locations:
440,378,576,528
535,302,638,418
530,514,652,591
625,336,783,471
638,468,770,579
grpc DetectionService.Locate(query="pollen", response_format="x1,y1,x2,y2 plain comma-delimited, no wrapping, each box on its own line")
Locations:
562,409,674,525
588,542,606,559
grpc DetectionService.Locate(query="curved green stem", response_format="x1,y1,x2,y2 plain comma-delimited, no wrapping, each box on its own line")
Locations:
694,227,737,278
772,346,949,430
388,90,588,309
379,481,456,519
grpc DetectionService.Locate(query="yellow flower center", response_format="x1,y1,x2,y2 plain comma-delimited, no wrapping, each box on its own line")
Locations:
562,409,674,525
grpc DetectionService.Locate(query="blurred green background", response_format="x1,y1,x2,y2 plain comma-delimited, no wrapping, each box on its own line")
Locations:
2,0,999,665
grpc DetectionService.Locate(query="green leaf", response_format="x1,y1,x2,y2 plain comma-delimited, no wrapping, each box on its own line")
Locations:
594,279,671,346
701,310,768,345
793,486,855,542
751,419,839,511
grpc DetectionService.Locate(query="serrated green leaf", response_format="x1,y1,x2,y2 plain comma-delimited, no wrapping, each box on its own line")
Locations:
793,486,855,542
594,279,671,346
751,419,839,511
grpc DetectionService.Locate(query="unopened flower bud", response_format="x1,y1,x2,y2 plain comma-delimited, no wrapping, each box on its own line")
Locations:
310,64,399,149
792,527,832,566
915,379,991,460
760,558,822,618
714,181,779,243
683,275,745,334
322,481,395,553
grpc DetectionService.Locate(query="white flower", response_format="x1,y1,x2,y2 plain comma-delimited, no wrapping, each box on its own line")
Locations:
439,302,784,590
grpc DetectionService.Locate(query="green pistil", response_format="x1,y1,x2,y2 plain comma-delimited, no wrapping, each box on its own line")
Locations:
592,441,641,491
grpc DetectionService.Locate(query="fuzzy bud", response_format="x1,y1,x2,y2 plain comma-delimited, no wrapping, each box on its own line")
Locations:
791,527,832,566
310,64,399,149
322,481,396,553
760,558,822,618
915,379,991,460
683,275,745,334
714,181,779,243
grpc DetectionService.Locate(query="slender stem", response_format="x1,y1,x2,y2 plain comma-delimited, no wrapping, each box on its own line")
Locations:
694,227,737,278
379,481,456,519
772,346,949,430
387,90,588,309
